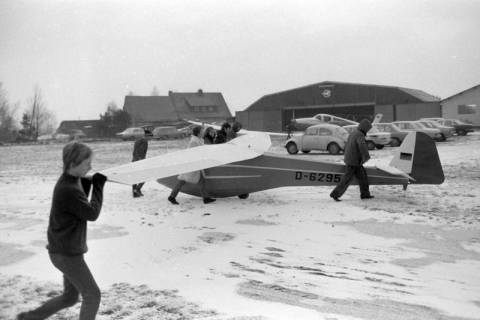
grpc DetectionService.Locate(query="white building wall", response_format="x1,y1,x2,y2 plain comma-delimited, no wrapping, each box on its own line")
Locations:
441,86,480,126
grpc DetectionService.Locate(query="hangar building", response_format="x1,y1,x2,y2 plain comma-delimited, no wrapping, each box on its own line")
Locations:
235,81,441,132
441,84,480,126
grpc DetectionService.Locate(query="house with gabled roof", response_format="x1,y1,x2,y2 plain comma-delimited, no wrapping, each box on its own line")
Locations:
441,84,480,126
123,89,232,127
57,120,103,137
235,81,441,132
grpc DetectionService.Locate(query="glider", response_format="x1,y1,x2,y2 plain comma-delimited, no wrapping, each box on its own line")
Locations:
100,130,444,199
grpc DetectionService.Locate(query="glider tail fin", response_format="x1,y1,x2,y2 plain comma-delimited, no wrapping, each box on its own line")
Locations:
389,131,444,184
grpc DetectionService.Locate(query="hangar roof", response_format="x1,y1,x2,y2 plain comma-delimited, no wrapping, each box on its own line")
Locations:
246,81,440,112
441,84,480,102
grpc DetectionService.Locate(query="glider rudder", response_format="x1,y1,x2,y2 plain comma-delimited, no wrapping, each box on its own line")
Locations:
390,131,444,184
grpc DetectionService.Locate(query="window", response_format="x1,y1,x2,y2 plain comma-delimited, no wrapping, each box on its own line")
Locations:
379,125,391,132
189,105,218,113
318,128,332,136
458,104,476,114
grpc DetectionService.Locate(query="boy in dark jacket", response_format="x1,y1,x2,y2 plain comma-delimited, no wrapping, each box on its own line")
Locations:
17,142,107,320
330,119,374,201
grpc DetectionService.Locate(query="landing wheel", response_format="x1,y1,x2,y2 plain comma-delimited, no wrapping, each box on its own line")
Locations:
238,193,249,199
286,142,298,154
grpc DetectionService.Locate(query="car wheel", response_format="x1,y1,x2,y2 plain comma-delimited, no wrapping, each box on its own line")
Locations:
440,133,446,141
238,193,249,199
327,143,340,155
286,142,299,154
458,129,467,136
375,144,385,149
366,141,375,150
301,150,311,154
390,138,401,147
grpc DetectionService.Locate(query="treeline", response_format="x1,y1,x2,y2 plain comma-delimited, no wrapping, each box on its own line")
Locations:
96,101,132,138
0,83,55,142
0,82,131,142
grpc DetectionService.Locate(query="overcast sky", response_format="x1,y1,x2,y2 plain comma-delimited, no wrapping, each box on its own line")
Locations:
1,0,479,122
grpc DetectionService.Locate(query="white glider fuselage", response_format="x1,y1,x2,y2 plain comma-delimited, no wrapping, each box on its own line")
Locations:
157,153,412,198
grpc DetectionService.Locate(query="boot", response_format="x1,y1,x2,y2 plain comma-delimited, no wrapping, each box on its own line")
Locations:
168,196,179,205
330,193,341,202
361,195,374,199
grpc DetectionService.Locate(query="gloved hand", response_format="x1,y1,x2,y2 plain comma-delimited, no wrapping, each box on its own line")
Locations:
92,172,107,186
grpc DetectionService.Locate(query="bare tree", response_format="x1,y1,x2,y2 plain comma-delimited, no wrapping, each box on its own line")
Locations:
0,82,19,142
27,85,56,139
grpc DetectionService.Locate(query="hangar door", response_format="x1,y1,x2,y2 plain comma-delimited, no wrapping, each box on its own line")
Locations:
282,105,375,130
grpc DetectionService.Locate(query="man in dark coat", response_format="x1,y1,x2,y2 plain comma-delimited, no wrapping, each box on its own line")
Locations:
132,135,148,197
330,119,374,201
214,122,232,144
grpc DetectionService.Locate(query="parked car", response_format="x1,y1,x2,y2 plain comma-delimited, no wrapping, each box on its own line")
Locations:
392,121,443,141
68,129,86,140
372,123,408,147
285,123,348,155
418,120,453,141
152,126,186,139
343,124,391,150
422,118,474,136
53,133,71,142
116,127,152,140
289,113,357,131
179,124,196,137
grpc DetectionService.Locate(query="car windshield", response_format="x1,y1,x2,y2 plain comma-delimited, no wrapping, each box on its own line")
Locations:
412,122,425,129
421,122,435,128
453,119,467,125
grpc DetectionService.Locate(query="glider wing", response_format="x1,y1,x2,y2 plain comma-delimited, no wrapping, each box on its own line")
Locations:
100,132,271,185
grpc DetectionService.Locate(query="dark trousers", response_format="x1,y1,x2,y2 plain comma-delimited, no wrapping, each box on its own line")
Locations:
132,182,144,193
170,175,208,199
132,158,145,194
20,254,100,320
330,165,371,199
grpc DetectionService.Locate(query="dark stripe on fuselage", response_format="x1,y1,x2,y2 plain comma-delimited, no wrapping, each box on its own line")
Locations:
157,153,408,198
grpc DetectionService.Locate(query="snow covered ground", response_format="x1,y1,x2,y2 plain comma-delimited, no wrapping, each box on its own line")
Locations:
1,133,479,320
